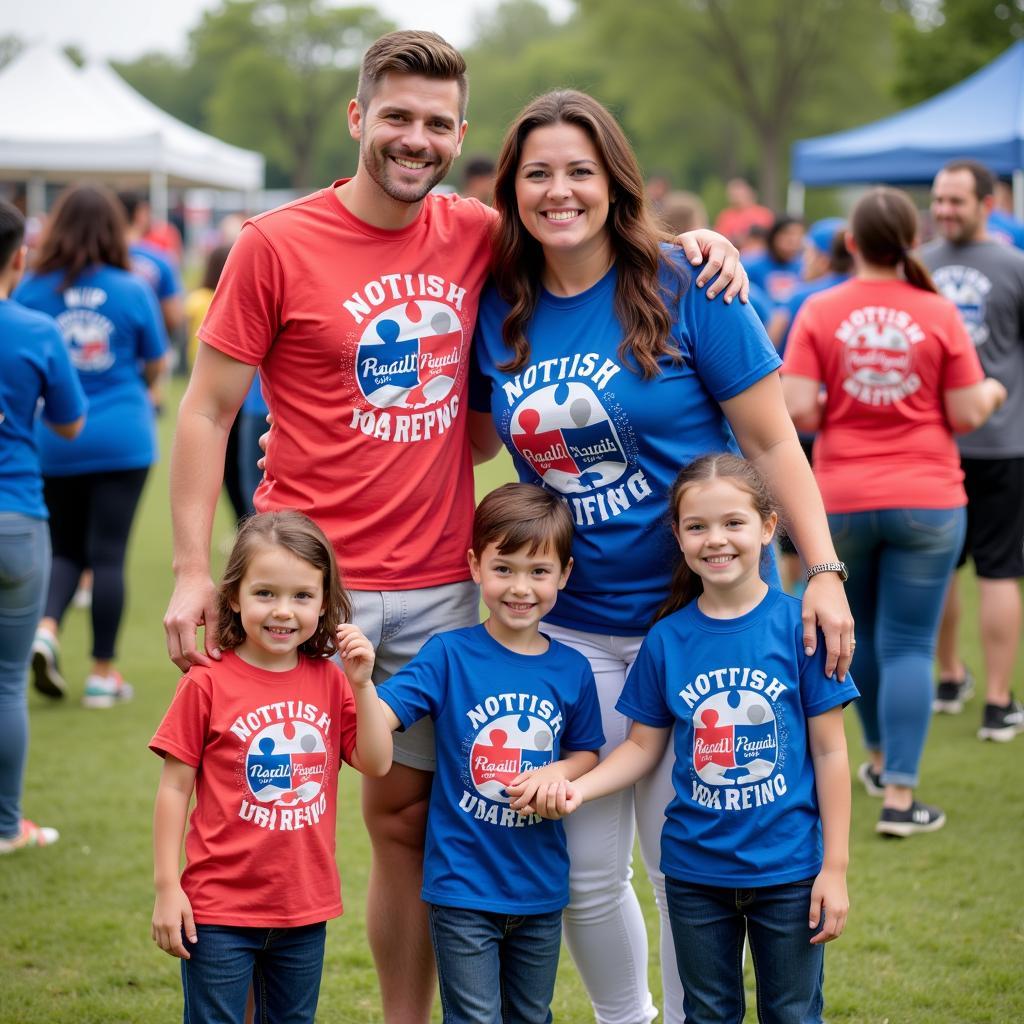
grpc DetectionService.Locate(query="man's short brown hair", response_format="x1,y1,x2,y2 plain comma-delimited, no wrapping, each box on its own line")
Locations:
940,159,995,201
472,483,574,568
357,30,468,121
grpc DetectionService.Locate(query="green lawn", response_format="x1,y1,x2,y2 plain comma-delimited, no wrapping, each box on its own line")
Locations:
1,379,1021,1023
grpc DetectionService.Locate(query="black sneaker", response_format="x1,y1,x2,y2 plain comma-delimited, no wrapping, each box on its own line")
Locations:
977,697,1024,743
876,801,946,838
933,669,975,714
857,762,884,798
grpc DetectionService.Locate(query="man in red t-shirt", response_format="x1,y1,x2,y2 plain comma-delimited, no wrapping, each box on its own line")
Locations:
163,29,745,1023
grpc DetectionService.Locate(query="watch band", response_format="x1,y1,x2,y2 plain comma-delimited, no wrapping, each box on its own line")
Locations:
806,561,849,582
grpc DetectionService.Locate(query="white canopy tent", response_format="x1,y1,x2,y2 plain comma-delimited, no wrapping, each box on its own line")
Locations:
0,43,264,221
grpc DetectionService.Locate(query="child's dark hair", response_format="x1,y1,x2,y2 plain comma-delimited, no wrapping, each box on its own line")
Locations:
656,454,777,622
472,483,574,567
216,510,350,659
0,199,25,267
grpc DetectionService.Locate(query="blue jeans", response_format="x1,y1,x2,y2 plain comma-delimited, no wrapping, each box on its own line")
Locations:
665,876,824,1024
0,514,50,839
428,904,562,1024
180,922,326,1024
829,507,966,787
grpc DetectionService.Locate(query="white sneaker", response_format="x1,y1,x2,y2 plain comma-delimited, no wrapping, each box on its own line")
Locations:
0,819,60,854
31,631,66,699
82,672,134,709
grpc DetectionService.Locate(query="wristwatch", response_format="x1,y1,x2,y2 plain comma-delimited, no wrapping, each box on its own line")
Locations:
806,561,849,582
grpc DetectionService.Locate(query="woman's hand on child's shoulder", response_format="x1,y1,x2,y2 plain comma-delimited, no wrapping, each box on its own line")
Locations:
808,866,848,944
335,623,375,687
152,884,196,959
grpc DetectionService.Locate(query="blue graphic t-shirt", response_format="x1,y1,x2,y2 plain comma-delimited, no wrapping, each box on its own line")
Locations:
0,300,86,518
377,624,604,914
130,241,182,302
745,253,803,304
15,265,167,475
618,587,858,887
471,250,781,635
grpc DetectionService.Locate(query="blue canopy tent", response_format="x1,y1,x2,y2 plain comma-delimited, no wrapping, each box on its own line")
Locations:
788,41,1024,213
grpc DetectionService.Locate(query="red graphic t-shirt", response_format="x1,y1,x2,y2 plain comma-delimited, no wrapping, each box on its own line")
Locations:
150,651,358,927
783,278,985,513
198,183,495,589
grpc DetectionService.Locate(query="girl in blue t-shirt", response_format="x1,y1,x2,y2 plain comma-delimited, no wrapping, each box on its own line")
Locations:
515,454,857,1024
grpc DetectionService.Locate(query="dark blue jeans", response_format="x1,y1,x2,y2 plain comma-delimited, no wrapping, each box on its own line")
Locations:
829,507,966,786
180,922,326,1024
428,904,562,1024
665,876,824,1024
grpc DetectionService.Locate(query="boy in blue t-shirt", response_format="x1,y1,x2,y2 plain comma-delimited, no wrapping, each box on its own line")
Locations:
375,483,604,1023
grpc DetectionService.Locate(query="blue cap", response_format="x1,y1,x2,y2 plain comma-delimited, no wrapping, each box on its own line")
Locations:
807,217,845,255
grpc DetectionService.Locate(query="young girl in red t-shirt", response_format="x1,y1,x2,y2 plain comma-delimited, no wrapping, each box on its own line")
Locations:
150,510,392,1023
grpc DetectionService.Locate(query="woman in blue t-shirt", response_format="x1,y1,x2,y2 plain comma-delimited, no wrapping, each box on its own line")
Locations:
15,184,167,710
0,201,86,853
469,90,853,1024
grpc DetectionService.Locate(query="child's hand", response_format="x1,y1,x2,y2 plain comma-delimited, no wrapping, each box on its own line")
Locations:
152,884,197,959
507,764,568,812
809,866,848,944
532,779,583,819
335,624,375,687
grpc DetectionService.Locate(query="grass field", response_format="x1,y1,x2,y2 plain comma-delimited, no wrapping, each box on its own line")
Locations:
1,378,1022,1023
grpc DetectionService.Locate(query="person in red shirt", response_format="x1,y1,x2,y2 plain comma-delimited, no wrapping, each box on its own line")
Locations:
151,510,392,1023
782,188,1005,837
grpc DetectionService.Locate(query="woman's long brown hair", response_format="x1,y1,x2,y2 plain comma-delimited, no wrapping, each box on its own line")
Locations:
851,187,937,294
34,183,130,291
491,90,684,380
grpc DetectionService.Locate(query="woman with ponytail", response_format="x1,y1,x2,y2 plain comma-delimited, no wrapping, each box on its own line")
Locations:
470,88,853,1024
782,187,1006,837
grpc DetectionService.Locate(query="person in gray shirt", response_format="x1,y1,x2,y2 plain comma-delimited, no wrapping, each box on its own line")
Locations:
922,159,1024,742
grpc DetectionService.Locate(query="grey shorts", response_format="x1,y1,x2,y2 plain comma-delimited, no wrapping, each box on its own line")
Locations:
349,579,480,771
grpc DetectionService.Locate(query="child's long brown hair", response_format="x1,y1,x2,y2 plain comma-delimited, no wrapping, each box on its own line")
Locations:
216,511,350,659
655,454,777,622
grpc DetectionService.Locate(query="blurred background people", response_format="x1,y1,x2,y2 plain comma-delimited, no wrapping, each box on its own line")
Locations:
782,187,1005,836
747,215,806,304
16,183,167,709
713,175,774,247
0,200,85,853
460,155,497,205
923,160,1024,742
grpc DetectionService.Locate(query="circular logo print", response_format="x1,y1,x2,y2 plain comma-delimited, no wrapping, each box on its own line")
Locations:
843,323,914,388
469,714,554,803
509,381,627,493
244,721,328,806
355,300,463,410
692,690,777,787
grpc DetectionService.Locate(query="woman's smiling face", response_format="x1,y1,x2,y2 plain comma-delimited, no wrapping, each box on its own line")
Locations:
514,121,613,264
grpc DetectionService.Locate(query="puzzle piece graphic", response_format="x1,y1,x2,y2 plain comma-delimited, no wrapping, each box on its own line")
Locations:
693,708,733,771
247,736,291,792
512,408,578,477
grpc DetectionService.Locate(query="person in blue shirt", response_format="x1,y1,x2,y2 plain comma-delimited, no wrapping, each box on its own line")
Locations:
15,183,167,709
0,201,86,853
744,216,806,305
374,483,604,1024
118,190,184,337
469,88,853,1024
517,454,858,1024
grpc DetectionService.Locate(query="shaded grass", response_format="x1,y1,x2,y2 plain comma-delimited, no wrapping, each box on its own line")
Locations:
1,378,1021,1022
